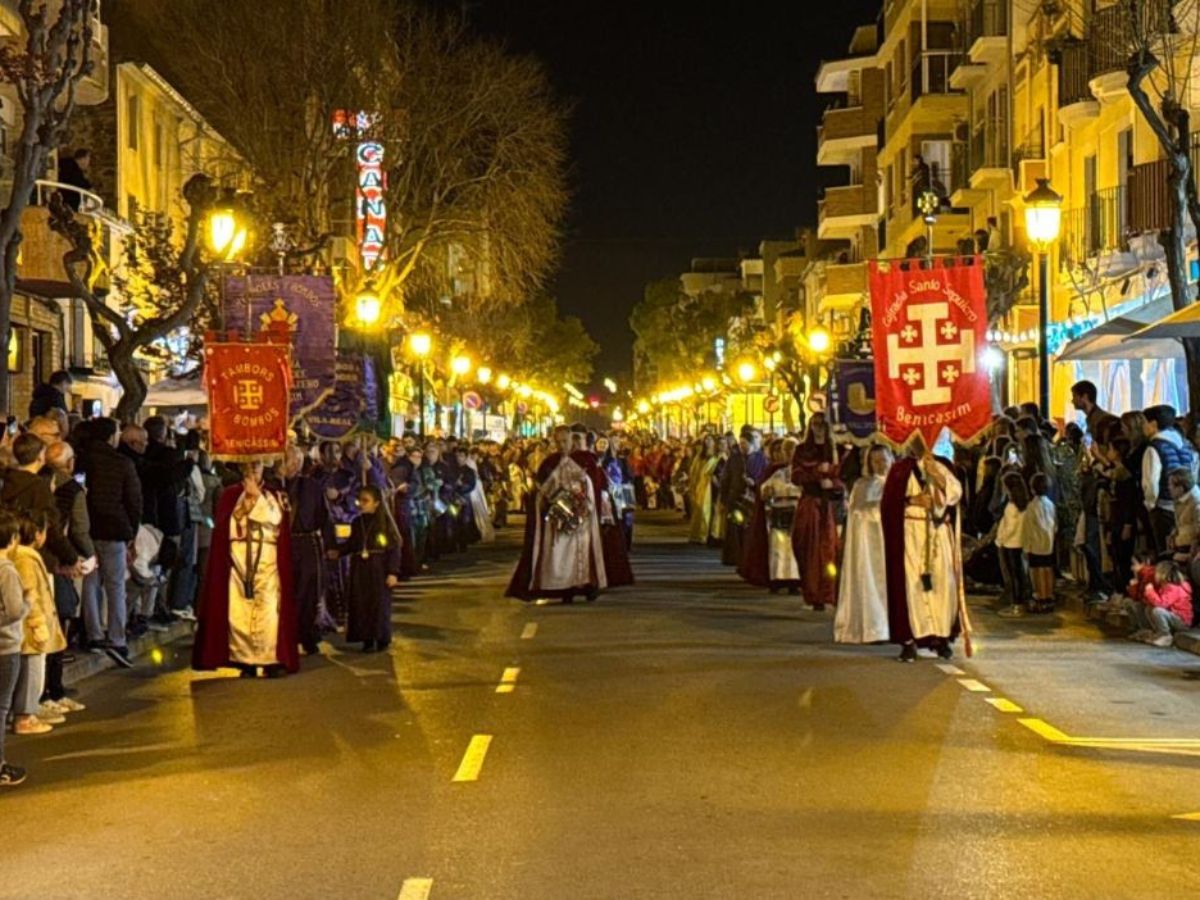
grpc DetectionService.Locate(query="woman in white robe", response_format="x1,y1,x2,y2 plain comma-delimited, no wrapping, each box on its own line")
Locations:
465,454,496,543
834,446,893,643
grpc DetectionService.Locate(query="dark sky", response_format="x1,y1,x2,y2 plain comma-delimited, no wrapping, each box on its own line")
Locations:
461,0,883,384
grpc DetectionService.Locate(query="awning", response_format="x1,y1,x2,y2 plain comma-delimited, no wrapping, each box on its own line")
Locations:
144,375,207,407
1125,301,1200,341
1057,297,1180,362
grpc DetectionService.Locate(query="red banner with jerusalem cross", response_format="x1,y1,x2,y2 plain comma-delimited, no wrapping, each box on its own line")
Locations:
203,341,292,461
869,257,991,449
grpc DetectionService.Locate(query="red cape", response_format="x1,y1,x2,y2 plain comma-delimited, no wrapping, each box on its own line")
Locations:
737,461,788,587
192,485,300,673
881,457,960,647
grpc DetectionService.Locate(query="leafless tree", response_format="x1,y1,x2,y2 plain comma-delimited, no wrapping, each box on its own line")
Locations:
49,175,218,421
1125,0,1200,404
0,0,98,409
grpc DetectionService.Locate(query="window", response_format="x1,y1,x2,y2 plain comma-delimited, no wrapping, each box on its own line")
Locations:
126,93,140,151
31,329,50,384
884,63,893,109
154,121,163,166
897,40,907,92
885,165,894,216
898,148,908,206
7,326,22,374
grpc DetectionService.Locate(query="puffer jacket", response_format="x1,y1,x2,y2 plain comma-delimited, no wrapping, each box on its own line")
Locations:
13,544,65,655
79,439,142,542
0,468,78,567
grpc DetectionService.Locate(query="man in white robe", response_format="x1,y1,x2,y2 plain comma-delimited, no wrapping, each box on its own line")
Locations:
882,451,965,662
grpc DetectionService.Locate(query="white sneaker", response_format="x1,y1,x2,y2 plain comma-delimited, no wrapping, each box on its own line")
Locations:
13,716,53,735
57,697,86,713
35,705,66,724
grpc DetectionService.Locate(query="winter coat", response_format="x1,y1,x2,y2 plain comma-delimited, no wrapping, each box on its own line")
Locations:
13,544,65,655
53,474,95,559
0,468,78,567
1143,580,1193,624
28,382,67,418
0,556,29,656
79,439,143,542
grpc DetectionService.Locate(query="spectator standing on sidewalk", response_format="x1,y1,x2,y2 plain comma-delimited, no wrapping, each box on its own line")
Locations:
28,370,71,419
996,471,1031,617
1022,473,1057,614
1141,405,1198,556
0,512,30,787
79,418,141,668
11,512,66,735
1071,380,1119,603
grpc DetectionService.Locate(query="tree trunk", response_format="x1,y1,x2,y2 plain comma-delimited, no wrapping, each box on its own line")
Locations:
109,346,148,424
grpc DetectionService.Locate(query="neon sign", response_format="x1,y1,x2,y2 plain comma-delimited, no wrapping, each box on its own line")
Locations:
333,111,387,272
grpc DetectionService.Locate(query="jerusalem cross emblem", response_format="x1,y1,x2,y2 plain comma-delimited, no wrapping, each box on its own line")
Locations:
885,301,975,407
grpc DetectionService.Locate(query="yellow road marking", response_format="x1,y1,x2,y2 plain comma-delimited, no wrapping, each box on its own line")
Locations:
957,678,990,693
452,735,493,782
1018,718,1072,742
1171,813,1200,822
495,667,520,694
521,623,538,640
397,877,434,900
935,663,965,676
1019,718,1200,755
985,697,1024,713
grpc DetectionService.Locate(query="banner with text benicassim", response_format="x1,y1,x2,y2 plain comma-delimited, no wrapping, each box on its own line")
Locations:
203,342,292,461
224,275,336,418
869,257,990,450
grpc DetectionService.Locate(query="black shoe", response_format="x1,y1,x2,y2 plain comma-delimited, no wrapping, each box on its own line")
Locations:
810,603,826,612
302,642,321,656
562,595,575,605
105,645,134,668
937,643,954,660
897,643,917,663
0,763,27,788
584,588,599,603
362,641,376,653
376,639,391,652
788,587,801,596
265,665,287,679
239,667,257,679
87,639,112,655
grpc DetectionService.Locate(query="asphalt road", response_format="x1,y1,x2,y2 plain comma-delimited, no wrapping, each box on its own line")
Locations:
5,512,1200,899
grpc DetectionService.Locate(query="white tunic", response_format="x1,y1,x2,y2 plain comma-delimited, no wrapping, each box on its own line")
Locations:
227,492,284,666
834,475,889,643
529,456,607,592
465,458,496,543
761,468,801,582
902,461,963,641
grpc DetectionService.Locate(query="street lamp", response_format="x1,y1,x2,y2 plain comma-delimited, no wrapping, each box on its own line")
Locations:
207,191,247,262
353,283,382,328
476,366,493,385
736,360,757,428
409,331,432,438
808,327,831,355
1024,177,1063,420
451,355,472,437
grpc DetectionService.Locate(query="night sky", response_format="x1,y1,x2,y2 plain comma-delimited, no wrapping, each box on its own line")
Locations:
460,0,884,385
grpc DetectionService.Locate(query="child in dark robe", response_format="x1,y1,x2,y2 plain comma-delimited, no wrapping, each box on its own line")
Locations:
333,486,402,653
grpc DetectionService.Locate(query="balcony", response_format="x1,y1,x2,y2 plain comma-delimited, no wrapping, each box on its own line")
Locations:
968,119,1011,191
820,260,868,312
16,180,128,297
817,101,877,166
910,50,962,103
1060,186,1128,266
1056,40,1100,127
1127,135,1200,235
1088,0,1172,101
962,0,1008,67
818,184,878,240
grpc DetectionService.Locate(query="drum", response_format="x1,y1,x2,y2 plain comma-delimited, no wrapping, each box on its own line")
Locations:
768,499,797,532
546,488,587,533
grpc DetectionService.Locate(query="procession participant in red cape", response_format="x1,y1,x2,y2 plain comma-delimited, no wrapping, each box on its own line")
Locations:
881,435,966,663
834,445,893,644
791,414,843,611
193,462,299,678
506,425,607,604
593,435,635,588
739,437,800,591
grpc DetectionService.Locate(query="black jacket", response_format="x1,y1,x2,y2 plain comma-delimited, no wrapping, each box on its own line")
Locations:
141,440,189,536
28,383,67,419
80,439,142,542
0,468,78,566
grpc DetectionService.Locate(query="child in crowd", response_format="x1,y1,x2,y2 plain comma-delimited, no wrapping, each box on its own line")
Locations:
12,512,67,736
1022,473,1057,613
0,512,30,787
1113,559,1194,647
1167,467,1200,568
334,486,402,653
996,470,1031,617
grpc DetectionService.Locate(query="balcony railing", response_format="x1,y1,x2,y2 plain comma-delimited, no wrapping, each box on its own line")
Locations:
964,0,1008,47
1012,121,1046,165
1127,132,1200,234
970,118,1010,170
1057,40,1092,107
911,50,962,101
1061,185,1127,262
1090,0,1172,79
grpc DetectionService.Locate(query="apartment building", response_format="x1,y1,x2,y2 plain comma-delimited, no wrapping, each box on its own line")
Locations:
1,0,109,416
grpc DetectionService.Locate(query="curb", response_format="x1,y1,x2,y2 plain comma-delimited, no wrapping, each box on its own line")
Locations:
1174,629,1200,657
63,620,195,686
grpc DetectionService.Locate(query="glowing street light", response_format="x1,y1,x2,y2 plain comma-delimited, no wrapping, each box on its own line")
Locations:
207,192,247,262
353,283,382,327
603,377,618,393
701,375,716,393
451,355,472,377
497,373,511,390
476,366,493,385
737,360,757,384
409,331,432,358
1024,177,1063,419
808,327,831,355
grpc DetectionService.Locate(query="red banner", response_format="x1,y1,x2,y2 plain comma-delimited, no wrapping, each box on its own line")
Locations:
869,257,990,449
203,342,292,460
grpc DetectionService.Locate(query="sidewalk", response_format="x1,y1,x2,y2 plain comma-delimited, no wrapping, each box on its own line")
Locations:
62,620,195,687
961,589,1200,742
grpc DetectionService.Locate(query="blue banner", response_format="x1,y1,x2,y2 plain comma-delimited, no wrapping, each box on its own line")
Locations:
306,353,376,441
831,359,877,442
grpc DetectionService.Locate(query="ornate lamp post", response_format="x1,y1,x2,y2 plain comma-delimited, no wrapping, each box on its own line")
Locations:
1024,178,1063,419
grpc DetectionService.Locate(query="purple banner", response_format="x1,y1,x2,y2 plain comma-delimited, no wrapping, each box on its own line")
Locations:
831,359,877,443
224,275,337,416
306,352,376,441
